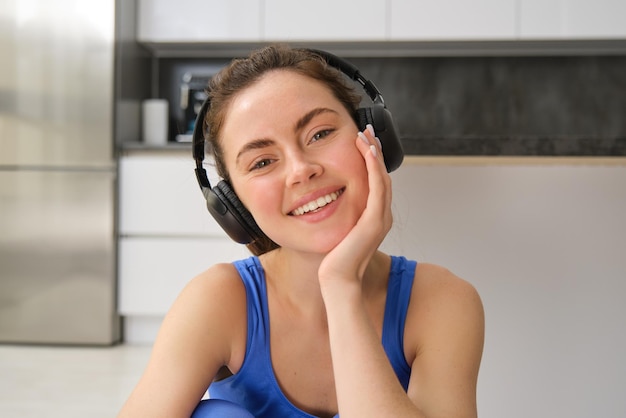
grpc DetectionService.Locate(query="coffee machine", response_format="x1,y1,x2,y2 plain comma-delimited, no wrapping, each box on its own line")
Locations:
175,72,214,142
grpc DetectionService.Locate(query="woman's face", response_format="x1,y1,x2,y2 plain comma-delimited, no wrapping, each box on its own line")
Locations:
221,69,369,254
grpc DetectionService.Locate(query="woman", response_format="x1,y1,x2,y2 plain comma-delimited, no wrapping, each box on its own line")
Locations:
118,45,484,418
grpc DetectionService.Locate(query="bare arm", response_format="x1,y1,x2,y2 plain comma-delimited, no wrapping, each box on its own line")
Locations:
117,263,247,418
319,128,484,417
322,276,424,417
323,264,484,418
407,264,484,417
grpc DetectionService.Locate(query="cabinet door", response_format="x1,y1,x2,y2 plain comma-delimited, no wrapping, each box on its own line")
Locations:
137,0,262,42
264,0,387,41
389,0,516,40
520,0,626,39
118,237,248,315
119,153,228,237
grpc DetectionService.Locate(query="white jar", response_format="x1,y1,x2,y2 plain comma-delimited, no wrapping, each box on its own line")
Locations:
142,99,169,146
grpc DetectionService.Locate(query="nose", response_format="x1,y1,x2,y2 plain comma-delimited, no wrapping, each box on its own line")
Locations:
285,150,322,187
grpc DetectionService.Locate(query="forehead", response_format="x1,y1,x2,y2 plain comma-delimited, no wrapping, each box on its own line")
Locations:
221,70,342,134
232,69,336,110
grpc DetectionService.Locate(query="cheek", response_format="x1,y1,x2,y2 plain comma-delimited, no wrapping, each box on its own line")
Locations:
332,141,370,189
233,178,281,225
324,145,370,218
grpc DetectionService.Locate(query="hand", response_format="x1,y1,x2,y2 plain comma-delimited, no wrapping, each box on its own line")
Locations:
318,124,393,286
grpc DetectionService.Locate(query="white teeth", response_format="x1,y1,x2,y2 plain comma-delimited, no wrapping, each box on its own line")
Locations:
291,190,342,216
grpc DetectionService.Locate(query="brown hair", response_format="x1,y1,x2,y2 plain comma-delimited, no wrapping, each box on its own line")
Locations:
203,44,361,255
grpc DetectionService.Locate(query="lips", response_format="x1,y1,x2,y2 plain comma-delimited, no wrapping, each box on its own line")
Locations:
289,188,344,216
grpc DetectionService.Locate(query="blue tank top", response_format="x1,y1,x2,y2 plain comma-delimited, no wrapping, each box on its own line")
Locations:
208,255,416,418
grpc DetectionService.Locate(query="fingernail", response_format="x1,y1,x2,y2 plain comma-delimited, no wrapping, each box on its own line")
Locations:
366,124,375,137
358,131,370,145
375,136,382,149
370,144,377,157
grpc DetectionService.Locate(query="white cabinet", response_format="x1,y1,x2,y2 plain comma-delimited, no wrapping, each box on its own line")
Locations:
264,0,387,41
118,153,223,236
137,0,262,42
519,0,626,39
389,0,517,40
118,152,247,319
136,0,626,45
118,237,248,315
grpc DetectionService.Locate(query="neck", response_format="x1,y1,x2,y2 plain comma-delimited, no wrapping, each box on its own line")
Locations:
260,248,327,315
258,248,391,317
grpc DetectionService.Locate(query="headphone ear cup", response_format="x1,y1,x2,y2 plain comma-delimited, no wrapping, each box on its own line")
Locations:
357,106,404,172
206,180,262,244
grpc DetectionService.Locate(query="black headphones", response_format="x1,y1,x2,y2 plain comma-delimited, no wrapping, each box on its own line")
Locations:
193,49,404,244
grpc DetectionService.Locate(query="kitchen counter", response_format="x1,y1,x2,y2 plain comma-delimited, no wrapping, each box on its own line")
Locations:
119,136,626,162
401,136,626,157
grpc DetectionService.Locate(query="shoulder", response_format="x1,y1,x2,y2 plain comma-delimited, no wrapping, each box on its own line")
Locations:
120,261,250,416
411,262,482,309
183,261,247,301
170,261,248,333
405,262,484,362
158,261,249,367
402,263,484,416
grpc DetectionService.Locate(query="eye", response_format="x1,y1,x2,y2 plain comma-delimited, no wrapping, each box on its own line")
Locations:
310,129,334,144
250,158,273,171
250,158,275,171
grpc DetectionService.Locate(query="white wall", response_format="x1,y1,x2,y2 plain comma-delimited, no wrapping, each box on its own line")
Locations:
381,158,626,418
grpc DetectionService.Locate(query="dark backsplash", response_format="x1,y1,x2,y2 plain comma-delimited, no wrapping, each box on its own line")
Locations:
349,55,626,156
158,54,626,156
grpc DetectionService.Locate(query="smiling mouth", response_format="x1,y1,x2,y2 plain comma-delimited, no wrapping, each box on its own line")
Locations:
289,188,344,216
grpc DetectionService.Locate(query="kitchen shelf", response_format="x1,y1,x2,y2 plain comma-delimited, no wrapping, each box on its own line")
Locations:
139,39,626,59
118,141,192,154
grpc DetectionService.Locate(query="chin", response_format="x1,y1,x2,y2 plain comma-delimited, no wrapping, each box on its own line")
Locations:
269,236,338,255
298,228,353,255
263,211,361,255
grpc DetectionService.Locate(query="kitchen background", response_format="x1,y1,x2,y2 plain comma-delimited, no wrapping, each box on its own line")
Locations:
155,55,626,154
2,0,626,417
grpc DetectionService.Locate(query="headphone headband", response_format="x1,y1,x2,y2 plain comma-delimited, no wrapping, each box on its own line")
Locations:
305,49,385,106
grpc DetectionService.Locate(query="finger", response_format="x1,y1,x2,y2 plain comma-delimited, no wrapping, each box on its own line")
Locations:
366,124,383,151
362,128,393,229
356,130,372,155
356,130,384,169
357,127,390,188
356,127,392,219
356,132,384,192
361,147,392,231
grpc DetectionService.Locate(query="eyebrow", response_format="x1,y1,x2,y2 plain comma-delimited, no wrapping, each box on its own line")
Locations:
235,138,275,165
294,107,338,133
235,107,339,165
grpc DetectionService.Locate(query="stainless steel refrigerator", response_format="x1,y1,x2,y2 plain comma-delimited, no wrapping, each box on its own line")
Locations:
0,0,121,344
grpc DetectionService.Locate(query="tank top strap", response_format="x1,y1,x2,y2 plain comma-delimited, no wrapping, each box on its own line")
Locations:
381,255,417,391
233,256,270,358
